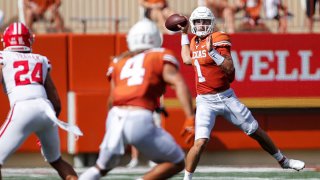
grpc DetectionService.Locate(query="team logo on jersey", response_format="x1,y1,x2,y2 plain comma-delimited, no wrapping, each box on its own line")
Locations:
192,50,207,59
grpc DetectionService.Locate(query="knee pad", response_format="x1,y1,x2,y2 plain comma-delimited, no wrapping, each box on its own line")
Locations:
240,119,258,135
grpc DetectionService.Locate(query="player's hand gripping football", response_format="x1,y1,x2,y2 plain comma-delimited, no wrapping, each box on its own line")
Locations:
177,16,189,34
180,116,195,145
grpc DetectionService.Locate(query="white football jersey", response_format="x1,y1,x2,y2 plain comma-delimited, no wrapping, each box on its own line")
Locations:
0,51,51,106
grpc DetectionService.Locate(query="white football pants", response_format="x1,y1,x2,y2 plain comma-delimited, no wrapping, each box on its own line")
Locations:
96,106,184,170
195,88,259,140
0,98,61,165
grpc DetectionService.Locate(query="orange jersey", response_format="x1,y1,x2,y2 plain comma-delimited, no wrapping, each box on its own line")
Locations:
145,0,166,4
31,0,60,12
242,0,262,18
190,31,233,95
107,48,179,111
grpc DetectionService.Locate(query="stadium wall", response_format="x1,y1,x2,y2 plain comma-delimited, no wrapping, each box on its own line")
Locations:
0,33,319,155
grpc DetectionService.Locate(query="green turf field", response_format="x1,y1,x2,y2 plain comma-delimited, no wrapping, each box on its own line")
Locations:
2,166,320,180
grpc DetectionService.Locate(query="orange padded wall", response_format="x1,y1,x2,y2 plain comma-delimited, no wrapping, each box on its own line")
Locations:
68,34,116,153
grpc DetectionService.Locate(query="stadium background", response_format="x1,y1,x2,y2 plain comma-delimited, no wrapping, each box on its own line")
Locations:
1,0,320,33
0,0,319,169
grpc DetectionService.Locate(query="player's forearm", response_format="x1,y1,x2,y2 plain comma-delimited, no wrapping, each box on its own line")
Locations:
220,55,234,74
44,75,61,116
175,81,194,118
181,46,192,65
46,90,61,116
220,55,235,82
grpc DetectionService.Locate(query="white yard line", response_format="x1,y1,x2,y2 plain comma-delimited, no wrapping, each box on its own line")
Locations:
2,166,316,175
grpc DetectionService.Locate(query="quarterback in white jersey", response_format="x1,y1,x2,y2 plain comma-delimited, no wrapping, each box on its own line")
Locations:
0,22,79,179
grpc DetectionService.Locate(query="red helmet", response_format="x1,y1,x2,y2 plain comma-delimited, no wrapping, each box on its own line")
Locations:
1,22,34,52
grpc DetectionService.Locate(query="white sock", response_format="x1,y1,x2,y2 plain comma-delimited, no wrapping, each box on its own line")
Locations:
79,166,101,180
272,150,285,162
183,170,193,180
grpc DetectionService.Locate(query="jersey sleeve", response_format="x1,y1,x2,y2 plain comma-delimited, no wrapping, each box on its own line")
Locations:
162,49,180,69
44,57,52,71
212,31,232,47
0,51,3,64
106,58,117,81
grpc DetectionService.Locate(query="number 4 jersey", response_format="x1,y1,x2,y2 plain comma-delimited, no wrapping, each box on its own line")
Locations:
0,51,50,106
107,48,179,111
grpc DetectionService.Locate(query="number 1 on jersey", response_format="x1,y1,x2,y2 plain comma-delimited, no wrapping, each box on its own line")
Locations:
194,59,206,82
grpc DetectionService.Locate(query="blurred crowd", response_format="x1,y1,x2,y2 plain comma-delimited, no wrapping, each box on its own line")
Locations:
138,0,319,34
0,0,319,33
196,0,317,33
1,0,65,33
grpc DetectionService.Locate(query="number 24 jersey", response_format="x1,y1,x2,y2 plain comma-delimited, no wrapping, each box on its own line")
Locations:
0,51,50,106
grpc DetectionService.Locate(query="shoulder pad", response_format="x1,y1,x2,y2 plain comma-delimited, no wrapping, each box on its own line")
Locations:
212,31,231,47
162,49,179,68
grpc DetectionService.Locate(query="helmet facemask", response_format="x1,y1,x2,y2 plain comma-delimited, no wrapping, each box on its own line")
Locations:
193,19,214,37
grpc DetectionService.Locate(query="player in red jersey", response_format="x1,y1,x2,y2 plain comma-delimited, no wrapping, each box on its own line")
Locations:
178,6,305,180
79,19,194,180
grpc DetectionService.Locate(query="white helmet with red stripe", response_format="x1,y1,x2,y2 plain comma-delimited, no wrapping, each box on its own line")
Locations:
1,22,34,52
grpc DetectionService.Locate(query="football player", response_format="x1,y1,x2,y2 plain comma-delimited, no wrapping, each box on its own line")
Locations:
178,6,305,180
79,19,194,180
0,22,79,179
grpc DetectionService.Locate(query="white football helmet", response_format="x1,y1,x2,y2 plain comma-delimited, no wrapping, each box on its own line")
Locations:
189,6,216,37
127,18,162,52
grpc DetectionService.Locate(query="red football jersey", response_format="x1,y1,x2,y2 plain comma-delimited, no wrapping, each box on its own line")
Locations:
107,48,179,111
190,31,233,95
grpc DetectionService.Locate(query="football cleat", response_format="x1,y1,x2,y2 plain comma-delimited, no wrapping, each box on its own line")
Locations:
126,158,139,168
280,158,305,171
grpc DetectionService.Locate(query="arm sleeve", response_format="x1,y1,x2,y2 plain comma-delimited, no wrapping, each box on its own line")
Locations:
212,32,232,47
162,49,180,69
44,57,52,71
106,60,116,81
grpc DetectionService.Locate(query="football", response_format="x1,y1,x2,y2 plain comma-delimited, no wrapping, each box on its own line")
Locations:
165,14,188,32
